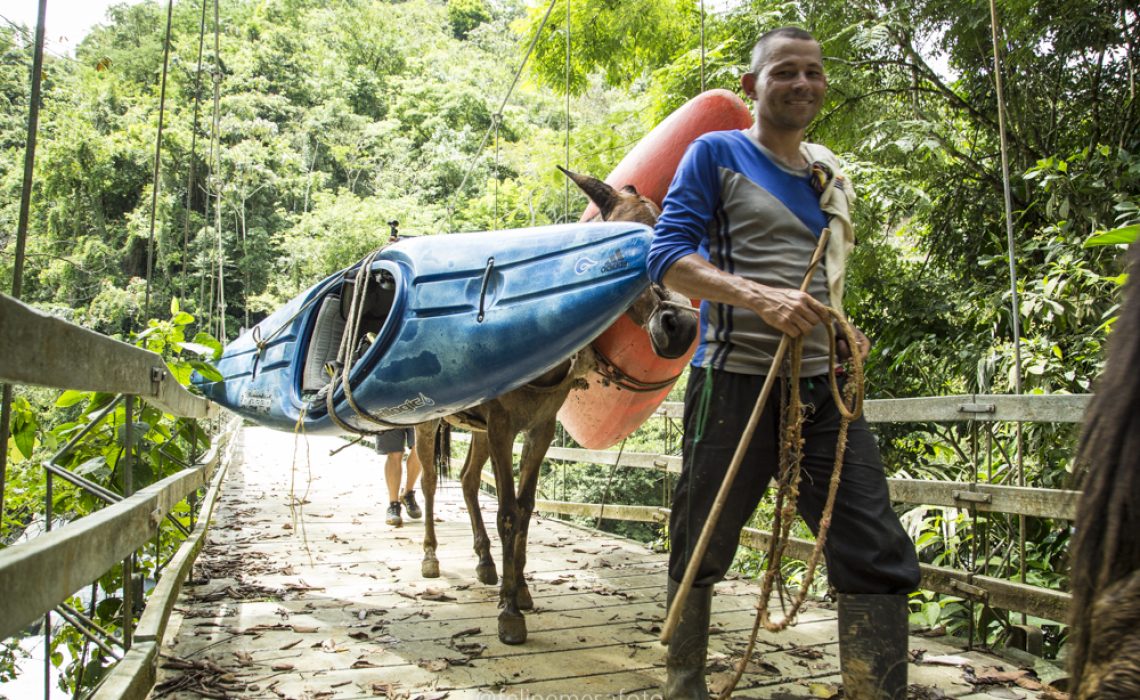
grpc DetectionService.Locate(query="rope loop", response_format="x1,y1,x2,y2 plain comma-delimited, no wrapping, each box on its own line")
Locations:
721,308,866,698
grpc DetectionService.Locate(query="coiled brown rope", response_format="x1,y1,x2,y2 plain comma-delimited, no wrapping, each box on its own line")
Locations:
720,312,865,698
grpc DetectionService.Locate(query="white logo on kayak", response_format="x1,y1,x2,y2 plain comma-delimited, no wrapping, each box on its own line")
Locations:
574,256,599,275
375,392,436,419
239,389,272,413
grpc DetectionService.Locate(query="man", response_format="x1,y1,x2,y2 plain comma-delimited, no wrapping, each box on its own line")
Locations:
376,427,423,527
647,27,920,700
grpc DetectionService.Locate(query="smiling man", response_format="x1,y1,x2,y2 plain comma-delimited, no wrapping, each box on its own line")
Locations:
647,27,920,700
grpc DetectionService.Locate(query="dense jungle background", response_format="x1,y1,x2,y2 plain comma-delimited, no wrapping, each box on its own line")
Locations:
1,0,1138,690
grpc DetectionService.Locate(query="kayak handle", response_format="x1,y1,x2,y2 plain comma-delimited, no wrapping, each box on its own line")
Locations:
477,256,495,323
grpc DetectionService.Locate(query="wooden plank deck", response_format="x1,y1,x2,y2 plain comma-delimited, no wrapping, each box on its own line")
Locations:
153,427,1058,699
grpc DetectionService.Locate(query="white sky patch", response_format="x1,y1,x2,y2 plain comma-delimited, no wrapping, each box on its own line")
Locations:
0,0,147,56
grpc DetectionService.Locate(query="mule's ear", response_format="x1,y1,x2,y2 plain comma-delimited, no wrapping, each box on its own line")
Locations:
558,165,620,219
620,184,640,195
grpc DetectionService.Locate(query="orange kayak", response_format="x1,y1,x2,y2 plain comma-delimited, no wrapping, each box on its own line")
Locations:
559,89,753,449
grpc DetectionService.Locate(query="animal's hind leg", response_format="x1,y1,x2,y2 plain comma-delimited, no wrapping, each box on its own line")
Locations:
462,433,497,585
415,421,441,578
513,421,556,611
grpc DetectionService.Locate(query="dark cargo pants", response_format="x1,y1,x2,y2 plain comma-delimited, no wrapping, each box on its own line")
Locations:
668,366,920,594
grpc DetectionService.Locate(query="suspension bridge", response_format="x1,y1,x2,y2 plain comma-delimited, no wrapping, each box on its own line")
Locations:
1,292,1076,698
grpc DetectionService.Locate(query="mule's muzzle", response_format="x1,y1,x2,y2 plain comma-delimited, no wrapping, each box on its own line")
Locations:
649,304,698,360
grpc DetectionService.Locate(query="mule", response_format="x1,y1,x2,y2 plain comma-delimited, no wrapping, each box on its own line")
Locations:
412,168,697,645
1068,241,1140,698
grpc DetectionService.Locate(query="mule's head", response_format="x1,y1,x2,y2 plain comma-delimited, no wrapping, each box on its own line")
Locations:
559,166,698,359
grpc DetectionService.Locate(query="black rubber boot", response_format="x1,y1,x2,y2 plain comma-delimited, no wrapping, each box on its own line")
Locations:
664,578,712,700
837,593,909,700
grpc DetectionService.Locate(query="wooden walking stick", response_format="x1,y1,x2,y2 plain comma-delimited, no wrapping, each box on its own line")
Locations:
660,227,831,645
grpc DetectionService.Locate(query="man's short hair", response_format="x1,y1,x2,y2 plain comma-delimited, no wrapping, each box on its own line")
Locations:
749,26,817,74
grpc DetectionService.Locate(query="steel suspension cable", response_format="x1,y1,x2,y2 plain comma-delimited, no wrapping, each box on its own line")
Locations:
563,0,570,222
142,0,176,322
180,0,209,303
988,0,1028,606
210,0,226,340
447,0,559,232
700,0,706,93
0,0,47,539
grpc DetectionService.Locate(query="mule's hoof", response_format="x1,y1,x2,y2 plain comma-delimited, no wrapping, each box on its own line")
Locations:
517,584,534,611
476,563,498,585
421,558,440,578
498,610,527,645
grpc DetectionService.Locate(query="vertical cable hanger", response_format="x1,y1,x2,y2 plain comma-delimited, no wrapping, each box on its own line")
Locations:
0,0,47,569
210,0,226,340
700,0,706,93
563,0,571,223
181,0,210,303
494,115,500,229
446,0,560,233
987,0,1027,613
142,0,176,322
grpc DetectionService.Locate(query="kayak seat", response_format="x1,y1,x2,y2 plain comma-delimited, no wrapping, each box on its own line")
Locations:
302,294,346,393
339,274,395,340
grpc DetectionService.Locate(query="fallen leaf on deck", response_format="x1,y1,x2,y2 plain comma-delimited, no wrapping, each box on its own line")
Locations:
922,654,971,667
787,645,824,660
279,639,302,650
451,641,486,657
348,631,370,640
232,651,254,666
974,667,1031,684
352,658,380,668
416,658,450,672
290,624,320,633
451,627,481,639
420,587,456,602
806,681,839,698
734,657,781,676
980,687,1024,699
270,662,294,671
906,686,951,700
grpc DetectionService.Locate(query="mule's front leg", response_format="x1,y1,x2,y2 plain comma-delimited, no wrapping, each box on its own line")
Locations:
461,434,497,585
488,423,527,644
513,421,556,611
415,421,441,578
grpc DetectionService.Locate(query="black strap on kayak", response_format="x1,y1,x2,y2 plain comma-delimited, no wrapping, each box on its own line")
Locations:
591,346,684,393
325,249,405,435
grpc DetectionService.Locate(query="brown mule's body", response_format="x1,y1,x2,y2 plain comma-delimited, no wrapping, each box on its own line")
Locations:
1069,242,1140,699
412,169,697,645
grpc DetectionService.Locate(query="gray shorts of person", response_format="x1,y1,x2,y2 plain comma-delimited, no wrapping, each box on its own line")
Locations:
374,427,415,454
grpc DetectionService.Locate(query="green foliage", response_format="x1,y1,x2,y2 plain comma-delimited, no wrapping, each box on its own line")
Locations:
523,0,697,96
1,304,217,692
448,0,493,40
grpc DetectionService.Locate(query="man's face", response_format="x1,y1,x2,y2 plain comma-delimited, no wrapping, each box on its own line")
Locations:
742,37,827,133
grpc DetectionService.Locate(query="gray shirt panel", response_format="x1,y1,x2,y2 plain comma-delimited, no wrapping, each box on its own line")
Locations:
700,167,833,377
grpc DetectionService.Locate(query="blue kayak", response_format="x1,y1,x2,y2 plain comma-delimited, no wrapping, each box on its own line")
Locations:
193,222,653,434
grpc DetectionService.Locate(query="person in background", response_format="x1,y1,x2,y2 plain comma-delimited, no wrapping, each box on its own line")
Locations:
376,427,422,527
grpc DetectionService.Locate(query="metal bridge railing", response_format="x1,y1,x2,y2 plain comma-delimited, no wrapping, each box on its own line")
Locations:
0,292,237,699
